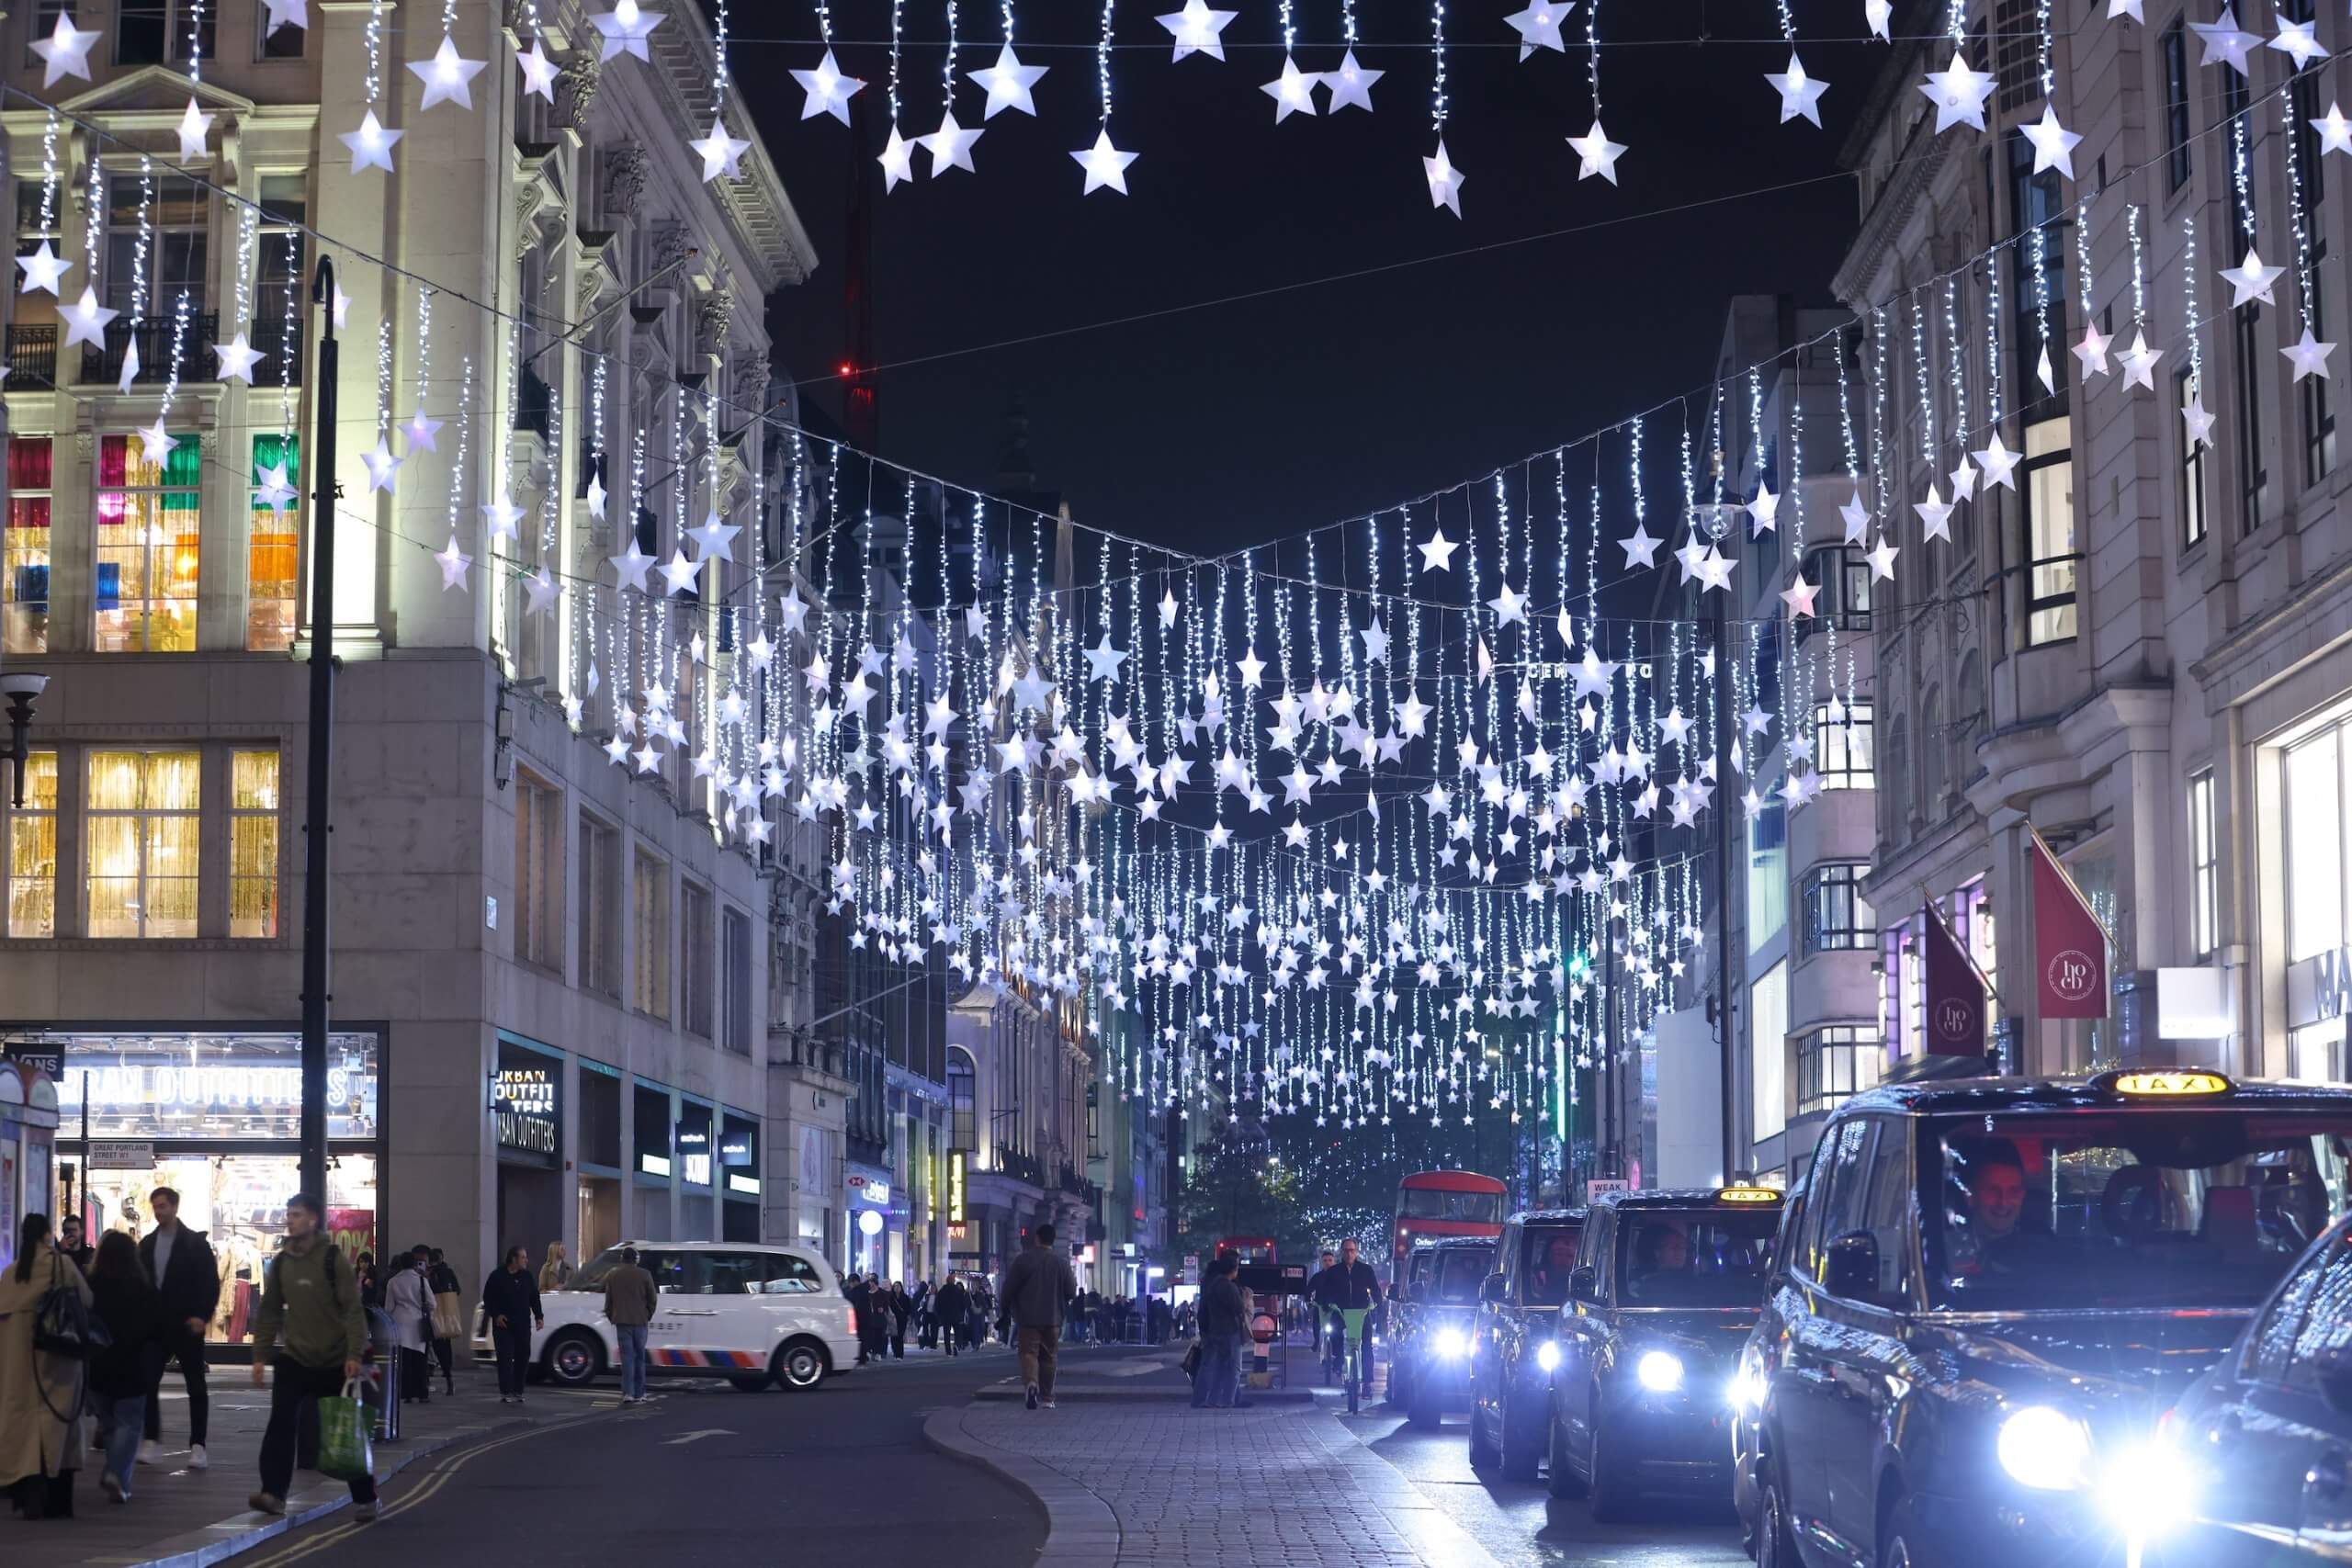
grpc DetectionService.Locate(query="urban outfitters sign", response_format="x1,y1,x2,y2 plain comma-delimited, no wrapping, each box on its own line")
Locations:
493,1067,559,1159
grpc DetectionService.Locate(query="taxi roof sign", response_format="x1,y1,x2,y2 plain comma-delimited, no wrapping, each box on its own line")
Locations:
2105,1069,2233,1098
1715,1185,1781,1204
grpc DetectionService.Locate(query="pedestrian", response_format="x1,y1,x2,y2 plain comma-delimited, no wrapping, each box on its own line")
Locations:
602,1245,658,1404
910,1278,933,1348
537,1242,571,1293
1,1214,89,1518
970,1280,993,1348
135,1185,220,1471
481,1247,543,1404
356,1251,383,1312
997,1224,1077,1411
1190,1254,1247,1411
888,1280,910,1359
845,1273,873,1365
426,1248,462,1395
383,1247,435,1404
56,1214,94,1275
933,1274,968,1356
246,1192,376,1521
86,1231,164,1504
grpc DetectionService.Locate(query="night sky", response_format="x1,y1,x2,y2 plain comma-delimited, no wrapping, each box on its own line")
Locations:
735,3,1887,552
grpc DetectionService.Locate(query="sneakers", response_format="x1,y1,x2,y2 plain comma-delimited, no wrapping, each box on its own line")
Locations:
98,1472,125,1503
137,1439,161,1467
1041,1397,1057,1409
1024,1382,1041,1410
248,1492,286,1517
353,1502,379,1522
187,1443,208,1471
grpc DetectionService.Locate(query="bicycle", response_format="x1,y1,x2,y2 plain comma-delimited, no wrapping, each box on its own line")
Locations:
1331,1306,1374,1415
1322,1311,1347,1385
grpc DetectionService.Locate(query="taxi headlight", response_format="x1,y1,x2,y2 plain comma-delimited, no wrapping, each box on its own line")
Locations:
1728,1364,1766,1411
1635,1349,1685,1393
1996,1405,2093,1491
2097,1439,2199,1536
1434,1326,1470,1359
1535,1340,1561,1372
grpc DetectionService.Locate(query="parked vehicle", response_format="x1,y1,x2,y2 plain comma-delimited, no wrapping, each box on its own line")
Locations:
475,1241,857,1393
1389,1236,1498,1427
1545,1185,1781,1517
1732,1066,2350,1568
1467,1207,1586,1481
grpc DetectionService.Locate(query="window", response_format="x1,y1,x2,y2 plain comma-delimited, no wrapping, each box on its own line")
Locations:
103,175,208,320
96,434,201,652
1800,1115,1872,1284
680,880,713,1036
247,434,299,650
1747,797,1788,953
1798,545,1871,637
253,176,306,378
5,437,51,653
2307,250,2337,485
703,1251,764,1296
513,771,561,969
947,1045,977,1149
2021,416,2077,644
2189,770,2219,962
2007,133,2069,416
1795,1027,1883,1116
11,179,59,340
2177,366,2210,548
114,0,211,64
1751,961,1789,1144
85,749,200,938
2161,17,2193,192
2235,289,2271,535
229,750,278,938
256,0,304,56
1815,701,1874,788
632,850,670,1019
2286,727,2346,964
6,750,56,936
1920,688,1948,815
1860,1117,1916,1302
758,1253,822,1293
722,907,753,1055
2246,1241,2333,1384
1803,863,1877,955
578,814,620,996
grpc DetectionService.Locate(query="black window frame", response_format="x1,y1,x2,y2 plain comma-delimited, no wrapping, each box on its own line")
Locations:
2307,242,2337,486
2007,130,2070,420
1794,1027,1884,1117
1815,700,1875,789
2188,768,2219,962
2177,363,2210,549
2162,17,2194,192
2236,300,2270,533
2020,416,2079,646
1802,863,1877,956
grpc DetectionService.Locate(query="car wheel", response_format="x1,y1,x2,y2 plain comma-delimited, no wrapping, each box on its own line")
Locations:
1753,1467,1798,1568
1498,1390,1543,1483
1880,1494,1941,1568
1587,1395,1637,1522
1546,1407,1588,1499
729,1373,772,1393
1467,1400,1498,1470
775,1338,829,1391
541,1330,602,1388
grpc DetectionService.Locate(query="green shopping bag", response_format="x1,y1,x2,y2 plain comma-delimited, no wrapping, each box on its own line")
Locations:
317,1380,374,1484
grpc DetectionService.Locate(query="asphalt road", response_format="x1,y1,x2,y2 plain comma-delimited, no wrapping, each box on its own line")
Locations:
229,1351,1046,1568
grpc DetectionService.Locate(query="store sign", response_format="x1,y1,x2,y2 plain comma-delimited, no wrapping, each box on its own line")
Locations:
59,1054,377,1141
3,1043,62,1080
726,1174,760,1196
86,1141,153,1170
639,1153,672,1178
679,1128,711,1187
947,1151,966,1223
492,1068,558,1158
1585,1179,1632,1201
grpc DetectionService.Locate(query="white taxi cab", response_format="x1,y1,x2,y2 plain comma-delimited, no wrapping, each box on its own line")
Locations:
477,1241,858,1393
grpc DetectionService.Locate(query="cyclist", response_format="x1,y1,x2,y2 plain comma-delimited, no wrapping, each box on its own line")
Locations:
1319,1239,1384,1402
1307,1249,1343,1379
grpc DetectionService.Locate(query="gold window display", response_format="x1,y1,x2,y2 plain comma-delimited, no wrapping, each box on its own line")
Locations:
7,750,56,936
230,750,279,938
95,433,200,654
85,749,200,938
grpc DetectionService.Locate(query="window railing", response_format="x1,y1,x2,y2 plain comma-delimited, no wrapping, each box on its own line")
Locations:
6,324,56,384
247,314,305,389
79,312,220,386
515,365,553,439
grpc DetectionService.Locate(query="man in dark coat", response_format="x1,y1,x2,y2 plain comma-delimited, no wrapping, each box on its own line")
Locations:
137,1186,220,1468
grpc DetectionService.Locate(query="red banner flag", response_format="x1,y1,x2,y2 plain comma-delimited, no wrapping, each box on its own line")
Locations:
1921,900,1987,1056
2032,831,2110,1019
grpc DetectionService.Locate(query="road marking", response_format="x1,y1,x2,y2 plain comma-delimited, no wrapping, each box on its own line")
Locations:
661,1427,736,1445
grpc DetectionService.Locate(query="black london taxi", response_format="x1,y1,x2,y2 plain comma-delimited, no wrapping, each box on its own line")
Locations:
1468,1207,1586,1481
1732,1066,2352,1568
1389,1235,1498,1427
1545,1185,1782,1517
2165,1210,2352,1564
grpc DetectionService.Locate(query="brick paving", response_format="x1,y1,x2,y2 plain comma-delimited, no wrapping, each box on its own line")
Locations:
935,1399,1503,1568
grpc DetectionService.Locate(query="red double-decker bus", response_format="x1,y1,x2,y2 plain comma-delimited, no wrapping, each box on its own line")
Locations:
1391,1170,1509,1267
1216,1236,1278,1265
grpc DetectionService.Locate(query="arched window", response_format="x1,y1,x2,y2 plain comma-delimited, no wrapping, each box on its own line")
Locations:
947,1045,976,1151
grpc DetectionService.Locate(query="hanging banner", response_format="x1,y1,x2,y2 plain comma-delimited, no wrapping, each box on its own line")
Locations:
1922,900,1988,1056
2031,830,2111,1020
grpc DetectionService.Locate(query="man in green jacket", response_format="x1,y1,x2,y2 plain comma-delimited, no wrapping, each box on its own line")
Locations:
246,1192,376,1519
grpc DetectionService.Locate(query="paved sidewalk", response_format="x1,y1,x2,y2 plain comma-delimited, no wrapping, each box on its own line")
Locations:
926,1398,1503,1568
0,1366,591,1568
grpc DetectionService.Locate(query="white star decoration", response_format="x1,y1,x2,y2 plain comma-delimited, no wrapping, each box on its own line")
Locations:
30,14,100,88
1158,0,1238,61
340,110,403,174
589,0,665,62
435,536,471,591
2120,329,2165,391
1261,56,1321,121
2221,248,2286,308
794,49,866,123
2318,102,2352,156
59,288,118,350
690,117,752,182
1918,52,1996,133
1423,140,1465,216
1324,50,1382,112
1765,53,1829,127
407,34,489,111
1504,2,1575,60
1568,121,1627,183
878,126,916,190
517,40,559,101
923,111,984,175
212,332,265,382
2020,106,2082,178
2285,325,2336,382
1071,130,1137,195
968,44,1046,118
175,98,213,162
17,242,70,296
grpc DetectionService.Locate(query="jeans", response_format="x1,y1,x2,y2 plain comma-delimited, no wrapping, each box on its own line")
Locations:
492,1325,531,1397
258,1357,376,1505
143,1324,208,1445
616,1323,649,1400
1190,1334,1241,1408
91,1392,144,1496
1015,1325,1059,1398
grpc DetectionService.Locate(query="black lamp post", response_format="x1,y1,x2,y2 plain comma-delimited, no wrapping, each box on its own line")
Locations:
0,670,50,807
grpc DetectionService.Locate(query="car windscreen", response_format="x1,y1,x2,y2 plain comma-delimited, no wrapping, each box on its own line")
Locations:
1521,1224,1584,1305
1432,1247,1496,1303
1924,1111,2352,1310
1401,1187,1505,1223
1613,1210,1780,1307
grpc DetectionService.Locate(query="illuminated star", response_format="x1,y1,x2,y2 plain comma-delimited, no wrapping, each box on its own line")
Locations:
481,487,524,540
691,117,752,181
2072,321,2113,378
2189,6,2260,75
16,241,70,296
1866,535,1901,582
1866,0,1893,38
2269,17,2329,70
794,48,866,123
1324,50,1382,112
176,98,214,162
877,125,916,190
1747,484,1780,535
1781,573,1819,618
1071,130,1137,195
407,34,489,110
525,566,561,616
1157,0,1238,61
2107,0,2143,18
1973,431,2022,491
1838,490,1871,545
361,440,402,494
589,0,666,63
1567,120,1626,183
30,14,100,88
1917,52,1996,133
1261,56,1321,121
2285,324,2336,382
517,39,560,101
435,536,471,591
2119,329,2165,391
609,538,655,593
1504,1,1574,59
2316,102,2352,156
263,0,310,28
659,549,701,596
1083,635,1127,683
402,410,443,452
1914,485,1954,544
1423,139,1465,215
1418,528,1460,571
968,44,1046,118
254,462,298,513
2020,106,2082,178
586,469,606,521
60,288,119,350
1487,581,1528,625
1159,589,1180,628
922,110,984,175
339,109,403,174
212,331,265,382
1619,522,1661,569
134,417,175,466
2221,247,2286,308
2182,388,2217,450
1765,52,1830,127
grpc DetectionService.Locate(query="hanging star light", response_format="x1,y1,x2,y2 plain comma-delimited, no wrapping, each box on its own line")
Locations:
1838,490,1870,544
1765,53,1829,126
609,537,655,593
2119,329,2165,390
2285,325,2336,381
1866,0,1894,38
361,440,402,493
659,549,701,596
590,0,665,62
1618,522,1661,568
794,48,867,123
176,98,213,161
2020,105,2082,177
2312,101,2352,156
690,116,752,181
1973,430,2022,490
1503,1,1574,59
1867,535,1901,581
517,39,560,101
922,111,984,175
1418,527,1460,570
59,288,119,349
2073,320,2113,378
2189,6,2260,74
1781,573,1819,617
401,410,443,452
30,14,100,88
212,331,266,382
1261,56,1321,120
1423,140,1465,216
340,110,403,174
1917,52,1996,132
1567,121,1626,182
878,126,916,190
16,241,70,296
586,469,606,520
1158,0,1238,60
686,514,740,562
2182,388,2217,448
134,417,175,466
2220,248,2286,307
968,43,1046,118
264,0,310,28
1071,130,1137,194
255,462,298,513
481,486,524,540
2268,16,2328,69
408,34,489,110
2108,0,2143,18
1324,50,1381,111
435,536,472,591
525,567,561,616
1914,485,1954,542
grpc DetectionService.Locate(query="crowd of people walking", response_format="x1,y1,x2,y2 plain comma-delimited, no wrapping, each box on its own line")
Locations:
841,1269,999,1361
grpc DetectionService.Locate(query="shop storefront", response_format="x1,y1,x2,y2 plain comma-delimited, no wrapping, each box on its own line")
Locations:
847,1161,894,1279
0,1053,60,1271
492,1034,562,1264
16,1027,382,1344
576,1060,623,1262
719,1113,759,1242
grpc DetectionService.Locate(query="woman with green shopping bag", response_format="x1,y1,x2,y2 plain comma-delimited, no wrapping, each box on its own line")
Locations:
245,1193,378,1522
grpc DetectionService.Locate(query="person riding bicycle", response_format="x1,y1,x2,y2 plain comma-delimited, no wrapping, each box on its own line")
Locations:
1307,1249,1342,1370
1310,1240,1384,1397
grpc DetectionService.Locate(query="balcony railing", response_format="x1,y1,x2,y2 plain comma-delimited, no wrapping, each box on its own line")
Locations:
79,312,220,386
6,324,55,384
515,365,552,439
248,313,306,389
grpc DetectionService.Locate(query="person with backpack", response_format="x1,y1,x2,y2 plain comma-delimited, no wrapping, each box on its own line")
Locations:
246,1193,375,1521
0,1213,93,1518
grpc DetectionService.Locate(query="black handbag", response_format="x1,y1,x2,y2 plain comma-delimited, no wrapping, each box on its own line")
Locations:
34,1252,111,1360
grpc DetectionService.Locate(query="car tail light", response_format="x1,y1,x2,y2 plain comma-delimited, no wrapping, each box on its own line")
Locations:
846,1307,858,1337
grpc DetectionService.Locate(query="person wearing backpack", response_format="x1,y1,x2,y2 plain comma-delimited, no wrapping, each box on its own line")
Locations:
0,1213,91,1519
246,1193,376,1521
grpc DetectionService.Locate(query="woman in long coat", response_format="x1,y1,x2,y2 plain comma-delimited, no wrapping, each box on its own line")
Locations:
0,1213,90,1518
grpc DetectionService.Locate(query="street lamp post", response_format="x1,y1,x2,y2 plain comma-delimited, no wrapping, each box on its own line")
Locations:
0,670,51,807
297,256,343,1205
